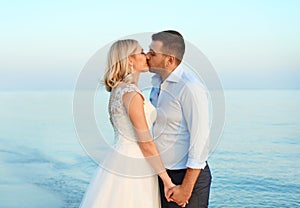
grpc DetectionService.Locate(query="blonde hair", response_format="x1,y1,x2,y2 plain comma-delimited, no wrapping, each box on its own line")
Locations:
103,39,139,92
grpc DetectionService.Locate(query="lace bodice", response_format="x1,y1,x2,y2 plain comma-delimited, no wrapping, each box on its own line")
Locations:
109,82,157,143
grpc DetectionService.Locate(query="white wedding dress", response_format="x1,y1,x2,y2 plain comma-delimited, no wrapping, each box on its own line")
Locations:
80,82,161,208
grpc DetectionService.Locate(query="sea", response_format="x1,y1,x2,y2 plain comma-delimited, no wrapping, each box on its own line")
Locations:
0,90,299,207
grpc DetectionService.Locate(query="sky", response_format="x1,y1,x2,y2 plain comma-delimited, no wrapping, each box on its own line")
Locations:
0,0,299,90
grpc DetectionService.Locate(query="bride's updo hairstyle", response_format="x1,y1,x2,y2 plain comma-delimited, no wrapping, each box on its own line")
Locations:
104,39,139,92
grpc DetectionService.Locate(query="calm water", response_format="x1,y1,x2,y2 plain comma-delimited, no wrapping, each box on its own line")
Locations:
0,90,299,207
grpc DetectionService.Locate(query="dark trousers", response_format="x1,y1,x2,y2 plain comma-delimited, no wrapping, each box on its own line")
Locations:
158,164,212,208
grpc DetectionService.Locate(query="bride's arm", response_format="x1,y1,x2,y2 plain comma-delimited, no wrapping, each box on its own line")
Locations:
123,91,174,199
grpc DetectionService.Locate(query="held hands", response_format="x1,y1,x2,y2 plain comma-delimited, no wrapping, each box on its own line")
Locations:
166,185,191,207
161,171,191,207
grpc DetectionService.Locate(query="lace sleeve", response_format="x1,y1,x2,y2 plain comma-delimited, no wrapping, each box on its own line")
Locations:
109,83,144,116
120,83,141,97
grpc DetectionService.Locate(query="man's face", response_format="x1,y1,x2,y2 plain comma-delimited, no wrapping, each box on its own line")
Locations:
146,40,167,74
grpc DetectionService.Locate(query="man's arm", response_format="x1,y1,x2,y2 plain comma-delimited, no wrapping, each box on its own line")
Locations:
181,168,201,194
168,83,210,206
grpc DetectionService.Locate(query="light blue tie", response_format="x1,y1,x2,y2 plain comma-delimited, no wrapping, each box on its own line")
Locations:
150,86,160,107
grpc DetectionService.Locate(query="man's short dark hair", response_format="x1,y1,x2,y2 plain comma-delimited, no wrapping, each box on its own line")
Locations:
152,30,185,63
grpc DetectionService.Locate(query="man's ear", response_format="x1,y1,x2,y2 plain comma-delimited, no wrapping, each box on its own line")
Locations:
166,55,176,67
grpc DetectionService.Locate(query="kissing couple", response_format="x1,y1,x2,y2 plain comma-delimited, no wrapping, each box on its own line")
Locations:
80,30,212,208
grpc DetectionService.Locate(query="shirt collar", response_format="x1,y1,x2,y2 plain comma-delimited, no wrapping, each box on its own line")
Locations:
165,63,184,83
151,63,184,86
151,73,162,88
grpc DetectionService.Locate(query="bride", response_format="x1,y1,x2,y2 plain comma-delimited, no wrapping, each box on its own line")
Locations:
80,39,175,207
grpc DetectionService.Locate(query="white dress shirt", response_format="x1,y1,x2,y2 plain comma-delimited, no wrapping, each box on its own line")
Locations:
150,64,210,170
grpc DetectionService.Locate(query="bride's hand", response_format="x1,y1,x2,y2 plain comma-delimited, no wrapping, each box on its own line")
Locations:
163,180,176,202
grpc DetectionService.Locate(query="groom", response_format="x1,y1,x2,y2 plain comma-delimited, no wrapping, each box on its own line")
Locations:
147,30,212,208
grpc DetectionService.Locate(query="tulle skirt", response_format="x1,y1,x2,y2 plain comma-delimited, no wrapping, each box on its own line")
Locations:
80,142,161,208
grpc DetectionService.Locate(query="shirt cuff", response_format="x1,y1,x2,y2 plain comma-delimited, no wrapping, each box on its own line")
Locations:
186,158,207,169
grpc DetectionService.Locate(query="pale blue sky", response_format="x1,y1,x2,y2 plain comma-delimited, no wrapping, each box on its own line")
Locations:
0,0,299,90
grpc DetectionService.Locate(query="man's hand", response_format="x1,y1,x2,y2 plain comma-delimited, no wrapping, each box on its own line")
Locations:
167,185,191,207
